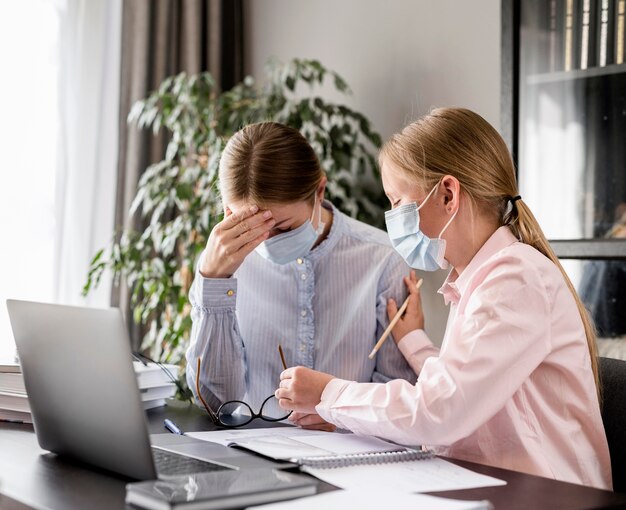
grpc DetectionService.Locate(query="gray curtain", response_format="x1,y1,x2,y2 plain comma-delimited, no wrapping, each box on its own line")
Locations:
112,0,243,349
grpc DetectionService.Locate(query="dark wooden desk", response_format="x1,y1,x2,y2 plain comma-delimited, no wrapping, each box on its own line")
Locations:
1,400,625,509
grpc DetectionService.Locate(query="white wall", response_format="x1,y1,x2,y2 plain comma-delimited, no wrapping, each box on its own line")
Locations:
245,0,501,137
244,0,501,344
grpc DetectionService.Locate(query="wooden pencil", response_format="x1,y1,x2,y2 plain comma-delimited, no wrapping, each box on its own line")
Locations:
278,344,288,370
368,278,423,360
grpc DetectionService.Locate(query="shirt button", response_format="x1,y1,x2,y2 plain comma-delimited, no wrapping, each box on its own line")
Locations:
300,345,306,352
296,258,304,264
300,309,307,317
226,289,235,296
300,273,307,280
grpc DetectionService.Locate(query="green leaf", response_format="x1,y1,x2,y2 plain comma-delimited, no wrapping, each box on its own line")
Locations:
285,76,296,91
175,183,193,201
333,74,350,94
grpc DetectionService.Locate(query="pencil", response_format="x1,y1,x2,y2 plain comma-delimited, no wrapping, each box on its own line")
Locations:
278,344,288,370
368,278,423,360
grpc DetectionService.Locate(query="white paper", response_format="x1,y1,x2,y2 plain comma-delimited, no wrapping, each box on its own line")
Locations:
249,489,492,510
302,458,506,493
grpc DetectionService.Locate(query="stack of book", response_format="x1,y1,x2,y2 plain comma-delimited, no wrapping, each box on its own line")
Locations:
0,360,179,423
134,361,178,410
0,361,31,423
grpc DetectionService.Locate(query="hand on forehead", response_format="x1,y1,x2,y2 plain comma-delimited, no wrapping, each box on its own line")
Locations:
226,199,315,231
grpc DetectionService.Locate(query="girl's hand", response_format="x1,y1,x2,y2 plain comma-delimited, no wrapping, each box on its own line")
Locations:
288,412,336,432
275,367,335,414
387,270,425,344
199,205,275,278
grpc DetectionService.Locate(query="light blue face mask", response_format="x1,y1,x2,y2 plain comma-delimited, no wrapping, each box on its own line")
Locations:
384,182,457,271
255,196,325,265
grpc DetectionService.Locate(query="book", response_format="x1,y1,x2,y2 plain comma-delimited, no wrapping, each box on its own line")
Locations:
143,398,167,411
134,361,179,389
0,408,32,424
125,468,317,510
0,392,30,413
617,0,626,64
598,0,616,66
565,0,582,70
290,446,432,469
580,0,598,69
0,363,21,374
186,426,419,465
140,384,177,401
0,363,31,422
0,372,26,394
549,0,566,71
185,428,506,493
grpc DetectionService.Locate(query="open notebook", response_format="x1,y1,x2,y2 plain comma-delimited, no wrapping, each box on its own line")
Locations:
186,427,506,493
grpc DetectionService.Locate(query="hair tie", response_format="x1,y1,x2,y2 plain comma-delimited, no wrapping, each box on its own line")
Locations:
503,195,522,223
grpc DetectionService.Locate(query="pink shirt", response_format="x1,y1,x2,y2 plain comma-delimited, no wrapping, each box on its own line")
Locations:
317,227,612,490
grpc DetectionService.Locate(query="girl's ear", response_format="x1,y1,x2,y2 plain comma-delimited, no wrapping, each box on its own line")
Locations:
441,175,461,211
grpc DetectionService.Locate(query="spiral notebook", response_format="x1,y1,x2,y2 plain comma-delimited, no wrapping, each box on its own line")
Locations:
187,428,506,493
186,427,425,466
294,445,432,469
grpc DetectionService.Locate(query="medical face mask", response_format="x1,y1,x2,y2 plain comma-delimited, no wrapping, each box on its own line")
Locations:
255,195,326,265
384,182,457,271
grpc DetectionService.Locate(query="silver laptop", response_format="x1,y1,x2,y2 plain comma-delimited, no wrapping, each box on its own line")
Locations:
6,299,278,480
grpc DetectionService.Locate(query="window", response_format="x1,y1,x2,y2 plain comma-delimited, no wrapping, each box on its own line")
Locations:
0,1,62,361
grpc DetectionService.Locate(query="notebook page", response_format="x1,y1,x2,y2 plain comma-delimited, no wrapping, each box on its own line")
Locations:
286,432,405,455
186,427,404,460
187,426,323,447
302,458,506,493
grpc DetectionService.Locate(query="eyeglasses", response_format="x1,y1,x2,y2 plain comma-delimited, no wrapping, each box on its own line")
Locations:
195,352,292,428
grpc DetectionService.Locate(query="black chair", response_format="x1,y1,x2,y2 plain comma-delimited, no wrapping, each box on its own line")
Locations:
599,356,626,493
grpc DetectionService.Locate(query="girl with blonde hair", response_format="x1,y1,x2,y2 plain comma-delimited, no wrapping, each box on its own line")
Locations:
275,108,612,489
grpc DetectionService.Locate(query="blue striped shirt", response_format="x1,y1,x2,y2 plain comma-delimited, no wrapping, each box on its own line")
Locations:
186,201,416,417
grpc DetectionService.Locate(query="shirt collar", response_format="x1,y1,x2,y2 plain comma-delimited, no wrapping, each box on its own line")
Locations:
438,226,519,305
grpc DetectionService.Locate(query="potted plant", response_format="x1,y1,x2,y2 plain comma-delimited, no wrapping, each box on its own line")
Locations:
83,58,385,396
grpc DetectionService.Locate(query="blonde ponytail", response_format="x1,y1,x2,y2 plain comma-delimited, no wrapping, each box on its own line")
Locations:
510,200,601,403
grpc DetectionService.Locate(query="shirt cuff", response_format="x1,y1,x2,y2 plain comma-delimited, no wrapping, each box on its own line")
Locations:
194,271,238,308
397,329,432,359
315,378,351,424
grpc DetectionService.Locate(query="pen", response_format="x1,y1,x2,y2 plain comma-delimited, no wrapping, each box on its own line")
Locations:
368,278,423,359
164,418,184,435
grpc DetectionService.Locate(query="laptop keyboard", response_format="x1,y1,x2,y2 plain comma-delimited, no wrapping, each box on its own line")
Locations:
153,448,232,476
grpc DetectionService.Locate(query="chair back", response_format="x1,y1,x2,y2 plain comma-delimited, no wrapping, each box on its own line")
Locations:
599,356,626,493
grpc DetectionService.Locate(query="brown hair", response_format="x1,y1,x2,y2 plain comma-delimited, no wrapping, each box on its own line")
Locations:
380,107,601,400
219,122,323,206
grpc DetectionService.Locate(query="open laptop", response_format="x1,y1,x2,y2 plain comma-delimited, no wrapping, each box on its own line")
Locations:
6,299,280,480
